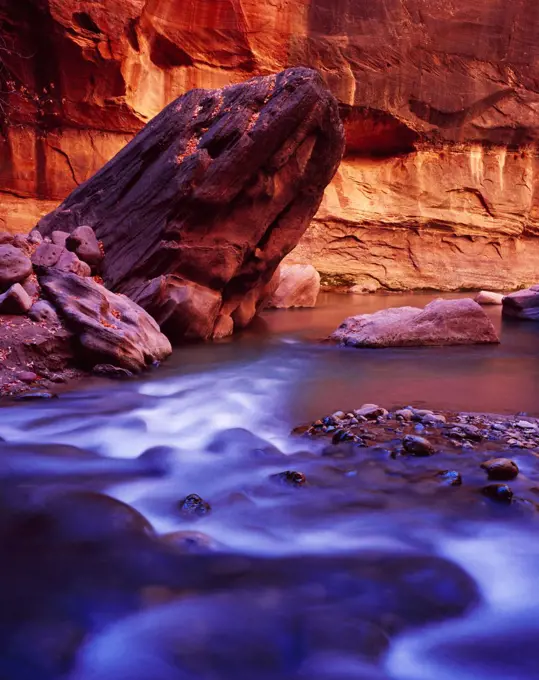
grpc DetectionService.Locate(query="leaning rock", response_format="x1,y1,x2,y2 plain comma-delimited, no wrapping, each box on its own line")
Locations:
0,245,33,289
31,242,64,268
267,264,321,309
55,250,92,277
502,286,539,320
29,300,59,324
39,269,172,372
38,68,345,342
66,226,103,268
475,290,504,305
330,298,499,347
481,458,519,481
0,283,32,314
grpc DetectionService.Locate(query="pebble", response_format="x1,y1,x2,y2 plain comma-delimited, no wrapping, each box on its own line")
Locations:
0,244,33,287
421,413,447,425
332,429,357,445
481,458,519,481
17,371,38,383
395,409,414,422
331,411,346,420
482,484,514,504
491,423,507,432
516,420,537,430
272,471,307,487
354,404,388,420
438,470,462,487
178,494,211,518
402,435,435,457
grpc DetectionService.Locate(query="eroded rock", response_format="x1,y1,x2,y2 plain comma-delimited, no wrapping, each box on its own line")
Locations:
0,283,32,315
0,245,33,289
503,286,539,320
267,264,321,309
38,68,344,341
330,298,500,348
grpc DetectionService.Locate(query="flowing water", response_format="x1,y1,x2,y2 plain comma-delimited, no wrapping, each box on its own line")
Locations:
1,292,539,679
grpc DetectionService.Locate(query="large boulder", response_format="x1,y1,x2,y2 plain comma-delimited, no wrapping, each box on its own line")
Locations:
39,269,172,372
37,68,344,341
502,286,539,320
268,264,321,309
330,298,500,348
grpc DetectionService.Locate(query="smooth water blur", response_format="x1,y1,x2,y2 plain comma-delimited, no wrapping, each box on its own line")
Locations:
1,292,539,679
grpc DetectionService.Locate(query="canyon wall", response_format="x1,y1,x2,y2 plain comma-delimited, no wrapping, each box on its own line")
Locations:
2,0,539,290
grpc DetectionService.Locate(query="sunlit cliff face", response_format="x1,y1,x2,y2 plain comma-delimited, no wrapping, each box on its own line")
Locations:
2,0,539,290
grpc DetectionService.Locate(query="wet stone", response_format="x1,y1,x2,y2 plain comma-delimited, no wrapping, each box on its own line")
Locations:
482,484,514,504
481,458,519,481
14,391,57,401
272,470,307,487
402,435,435,457
93,364,134,380
448,424,484,442
178,494,211,518
438,470,463,487
395,408,414,421
331,429,358,445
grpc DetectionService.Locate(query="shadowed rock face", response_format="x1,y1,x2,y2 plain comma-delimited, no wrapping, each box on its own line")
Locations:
38,68,344,340
3,0,539,290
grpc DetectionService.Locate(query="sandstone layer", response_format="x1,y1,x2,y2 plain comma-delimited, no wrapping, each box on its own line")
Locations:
3,1,539,290
38,69,344,340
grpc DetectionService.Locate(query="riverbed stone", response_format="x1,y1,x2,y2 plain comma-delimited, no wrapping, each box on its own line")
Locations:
482,484,514,503
481,458,519,481
475,290,504,305
272,470,307,487
178,494,211,518
0,245,33,289
403,435,435,456
438,470,463,486
28,300,60,324
330,298,500,347
354,404,388,420
0,283,32,315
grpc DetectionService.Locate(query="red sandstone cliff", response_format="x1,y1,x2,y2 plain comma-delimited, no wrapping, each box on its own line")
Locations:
2,0,539,291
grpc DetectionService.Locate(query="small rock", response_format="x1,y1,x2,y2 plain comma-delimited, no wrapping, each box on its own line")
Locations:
422,413,447,425
0,244,33,288
481,458,519,481
0,283,32,314
402,435,435,457
448,424,483,442
178,493,211,518
482,484,513,504
272,470,307,487
331,411,346,420
11,234,31,254
66,226,103,268
474,290,504,305
332,429,357,445
93,364,134,379
395,408,414,421
51,231,69,247
491,423,507,432
14,391,57,401
29,300,60,324
17,371,38,383
516,420,537,430
28,229,43,245
354,404,388,420
55,250,92,277
31,242,65,268
414,423,426,434
438,470,462,486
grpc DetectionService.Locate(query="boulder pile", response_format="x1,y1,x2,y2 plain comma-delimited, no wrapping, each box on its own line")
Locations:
0,227,171,397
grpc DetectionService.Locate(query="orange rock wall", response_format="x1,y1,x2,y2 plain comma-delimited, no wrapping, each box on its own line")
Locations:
2,0,539,290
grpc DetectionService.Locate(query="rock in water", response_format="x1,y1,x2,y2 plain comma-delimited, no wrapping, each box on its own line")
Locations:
502,286,539,320
39,269,171,372
37,68,344,342
330,298,499,347
475,291,504,305
267,264,321,309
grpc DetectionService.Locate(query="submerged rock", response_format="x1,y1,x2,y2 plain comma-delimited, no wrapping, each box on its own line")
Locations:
267,264,321,309
178,494,211,518
271,471,307,487
482,484,514,503
481,458,519,481
330,298,499,347
402,435,435,457
38,68,344,342
503,286,539,320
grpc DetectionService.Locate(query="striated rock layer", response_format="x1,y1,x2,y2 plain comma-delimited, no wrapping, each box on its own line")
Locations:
3,0,539,289
38,69,344,340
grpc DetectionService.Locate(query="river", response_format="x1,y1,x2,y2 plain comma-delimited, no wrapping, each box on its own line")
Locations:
0,292,538,679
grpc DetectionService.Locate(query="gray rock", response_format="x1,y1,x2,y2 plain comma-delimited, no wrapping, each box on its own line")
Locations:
422,413,447,425
0,244,33,288
516,420,537,430
31,242,65,268
482,484,513,503
354,404,388,420
66,226,103,268
438,470,462,486
481,458,519,481
55,250,92,277
0,283,32,314
29,300,60,324
22,276,40,299
402,435,435,457
449,424,484,442
395,408,414,421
